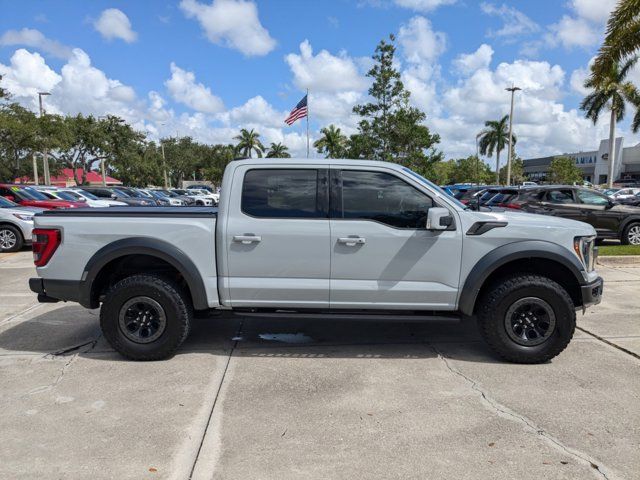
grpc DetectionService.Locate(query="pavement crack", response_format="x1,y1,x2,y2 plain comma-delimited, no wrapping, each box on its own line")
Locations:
427,343,616,480
45,334,102,358
576,326,640,360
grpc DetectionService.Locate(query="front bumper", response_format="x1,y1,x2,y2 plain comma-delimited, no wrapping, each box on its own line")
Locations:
581,276,603,308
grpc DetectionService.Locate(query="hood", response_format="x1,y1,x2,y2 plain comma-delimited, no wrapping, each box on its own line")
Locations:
466,209,595,237
0,206,39,218
19,199,87,209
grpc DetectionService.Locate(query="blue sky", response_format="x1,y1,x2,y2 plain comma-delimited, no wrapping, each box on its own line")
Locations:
0,0,631,161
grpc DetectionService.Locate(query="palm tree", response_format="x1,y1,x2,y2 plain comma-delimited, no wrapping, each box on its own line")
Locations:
313,124,347,158
591,0,640,80
234,128,265,158
266,142,291,158
477,115,514,185
581,56,640,188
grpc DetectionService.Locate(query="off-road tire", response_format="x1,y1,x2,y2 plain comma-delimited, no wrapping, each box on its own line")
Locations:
477,274,575,364
0,224,23,252
621,222,640,245
100,274,192,360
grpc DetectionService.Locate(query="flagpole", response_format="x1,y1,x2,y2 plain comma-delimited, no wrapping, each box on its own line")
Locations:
306,89,309,159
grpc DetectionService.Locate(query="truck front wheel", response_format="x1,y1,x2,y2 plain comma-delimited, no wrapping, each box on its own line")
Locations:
476,274,575,364
100,274,192,360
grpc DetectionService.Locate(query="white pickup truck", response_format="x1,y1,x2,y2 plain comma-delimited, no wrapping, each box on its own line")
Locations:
29,159,603,363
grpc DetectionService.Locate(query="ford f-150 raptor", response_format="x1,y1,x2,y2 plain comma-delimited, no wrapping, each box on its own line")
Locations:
29,159,603,363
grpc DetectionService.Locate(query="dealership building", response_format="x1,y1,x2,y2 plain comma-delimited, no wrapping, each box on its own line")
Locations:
523,137,640,184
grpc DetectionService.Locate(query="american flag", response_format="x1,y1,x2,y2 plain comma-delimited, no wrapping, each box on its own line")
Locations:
284,95,308,125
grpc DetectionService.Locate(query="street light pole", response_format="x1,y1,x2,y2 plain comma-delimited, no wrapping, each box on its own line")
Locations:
505,85,521,186
475,133,481,186
38,92,51,185
161,141,169,189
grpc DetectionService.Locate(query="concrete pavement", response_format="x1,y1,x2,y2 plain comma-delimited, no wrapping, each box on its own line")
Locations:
0,251,638,480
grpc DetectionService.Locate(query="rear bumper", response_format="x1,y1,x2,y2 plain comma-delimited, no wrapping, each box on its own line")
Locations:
29,278,83,305
581,276,603,308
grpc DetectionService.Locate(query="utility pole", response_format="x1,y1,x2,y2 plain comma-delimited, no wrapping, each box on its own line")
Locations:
38,92,51,185
32,153,39,186
161,141,169,189
505,85,521,186
475,133,481,186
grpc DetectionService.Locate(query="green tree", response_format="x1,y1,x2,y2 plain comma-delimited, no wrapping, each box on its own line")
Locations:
0,75,8,100
591,0,640,81
426,159,456,185
581,56,640,188
234,128,264,158
450,155,494,185
200,144,236,185
314,124,347,158
548,156,583,184
352,35,441,169
478,115,514,185
265,142,291,158
499,157,525,185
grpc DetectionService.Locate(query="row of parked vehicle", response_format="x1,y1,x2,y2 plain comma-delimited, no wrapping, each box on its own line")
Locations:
444,183,640,245
0,183,220,252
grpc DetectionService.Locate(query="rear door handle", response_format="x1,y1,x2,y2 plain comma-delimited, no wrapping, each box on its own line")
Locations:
338,236,366,246
233,235,262,244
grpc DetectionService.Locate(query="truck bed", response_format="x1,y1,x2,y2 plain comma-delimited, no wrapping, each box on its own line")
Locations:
39,206,218,217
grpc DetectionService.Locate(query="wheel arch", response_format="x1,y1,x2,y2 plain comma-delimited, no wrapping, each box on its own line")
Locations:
458,241,586,316
80,237,209,310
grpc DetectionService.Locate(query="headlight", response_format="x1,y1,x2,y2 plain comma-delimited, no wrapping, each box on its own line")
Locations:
140,200,150,205
12,213,34,221
574,236,596,272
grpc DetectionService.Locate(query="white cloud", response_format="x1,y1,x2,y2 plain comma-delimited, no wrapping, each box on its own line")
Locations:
480,3,540,38
0,49,61,100
285,40,367,93
398,16,446,64
0,28,72,59
453,44,494,75
393,0,456,12
571,0,616,24
219,95,286,128
165,62,224,114
179,0,275,56
93,8,138,43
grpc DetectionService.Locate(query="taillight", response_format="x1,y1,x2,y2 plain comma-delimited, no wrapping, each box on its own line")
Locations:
32,229,61,267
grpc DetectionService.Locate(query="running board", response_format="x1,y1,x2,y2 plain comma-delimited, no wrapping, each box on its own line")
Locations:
232,310,461,322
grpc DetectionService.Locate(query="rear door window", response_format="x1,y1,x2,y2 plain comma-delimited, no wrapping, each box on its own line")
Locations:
545,189,575,204
242,169,322,218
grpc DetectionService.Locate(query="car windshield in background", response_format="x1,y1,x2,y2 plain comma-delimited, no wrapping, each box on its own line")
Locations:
0,196,17,207
402,167,466,209
159,190,178,197
56,191,82,201
74,190,99,200
21,188,49,200
111,189,130,198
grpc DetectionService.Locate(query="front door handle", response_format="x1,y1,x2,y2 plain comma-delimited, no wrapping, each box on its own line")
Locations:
233,235,262,244
338,236,366,246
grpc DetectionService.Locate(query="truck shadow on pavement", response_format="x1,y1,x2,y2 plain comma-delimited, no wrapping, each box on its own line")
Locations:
0,305,502,363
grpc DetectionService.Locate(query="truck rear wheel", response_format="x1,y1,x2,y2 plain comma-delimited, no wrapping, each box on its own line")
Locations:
476,274,575,364
100,274,192,360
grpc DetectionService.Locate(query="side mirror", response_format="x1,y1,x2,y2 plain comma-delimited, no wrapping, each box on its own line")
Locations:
426,207,453,230
467,198,480,211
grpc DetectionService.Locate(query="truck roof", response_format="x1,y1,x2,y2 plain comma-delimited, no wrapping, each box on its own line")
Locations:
231,158,406,170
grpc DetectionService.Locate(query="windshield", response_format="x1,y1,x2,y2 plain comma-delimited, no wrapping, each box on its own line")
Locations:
111,189,131,198
159,190,177,197
56,191,82,201
0,196,18,208
402,167,466,209
73,190,99,200
21,188,49,200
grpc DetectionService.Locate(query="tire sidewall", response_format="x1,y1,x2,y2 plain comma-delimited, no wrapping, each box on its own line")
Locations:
622,222,640,245
101,276,190,360
0,225,23,252
492,284,574,358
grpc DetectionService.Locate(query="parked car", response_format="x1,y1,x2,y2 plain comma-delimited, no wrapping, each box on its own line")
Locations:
506,185,640,244
140,189,184,206
66,188,128,207
0,185,86,210
34,188,121,208
152,189,195,206
171,189,214,206
186,184,214,193
610,188,640,201
81,187,156,207
30,158,602,364
115,187,162,206
476,187,520,208
448,185,495,205
189,188,220,205
0,196,43,252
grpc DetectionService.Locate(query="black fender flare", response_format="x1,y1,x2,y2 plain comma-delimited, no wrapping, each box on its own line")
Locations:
458,240,586,316
80,237,209,310
618,215,640,236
